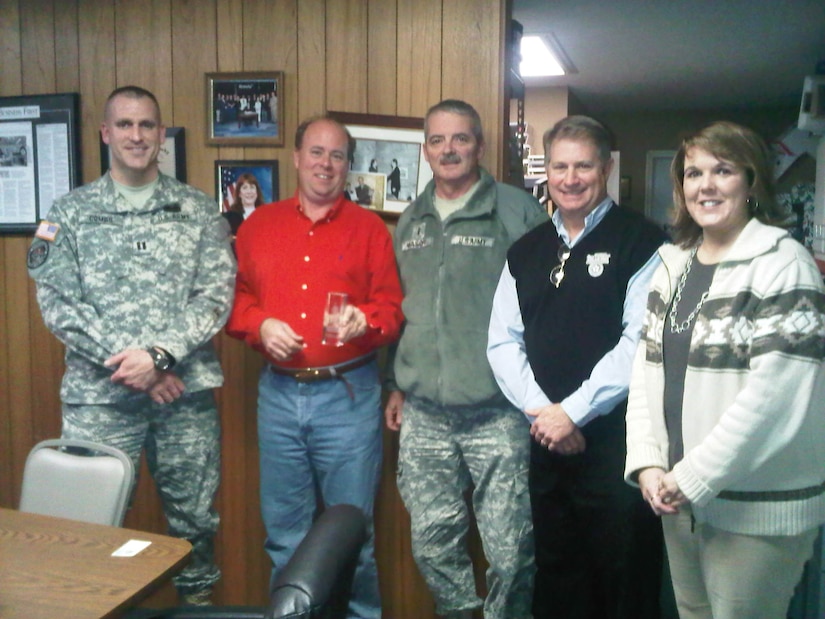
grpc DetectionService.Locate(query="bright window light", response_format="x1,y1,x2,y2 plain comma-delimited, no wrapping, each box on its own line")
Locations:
520,35,566,77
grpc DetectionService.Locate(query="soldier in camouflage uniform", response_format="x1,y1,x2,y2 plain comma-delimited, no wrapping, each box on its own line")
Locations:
384,100,547,619
27,86,236,605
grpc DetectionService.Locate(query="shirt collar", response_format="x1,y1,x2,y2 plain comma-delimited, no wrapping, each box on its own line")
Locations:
410,168,495,222
551,196,614,247
292,191,347,224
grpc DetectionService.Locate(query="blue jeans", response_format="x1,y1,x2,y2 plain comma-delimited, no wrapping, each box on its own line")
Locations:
257,361,382,619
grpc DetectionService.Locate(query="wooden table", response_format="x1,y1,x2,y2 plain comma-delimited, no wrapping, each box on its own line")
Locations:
0,507,191,619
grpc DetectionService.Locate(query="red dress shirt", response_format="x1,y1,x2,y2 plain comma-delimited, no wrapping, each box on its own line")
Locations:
226,193,403,368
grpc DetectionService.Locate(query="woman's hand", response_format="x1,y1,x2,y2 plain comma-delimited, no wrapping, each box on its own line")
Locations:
657,470,687,510
638,467,681,516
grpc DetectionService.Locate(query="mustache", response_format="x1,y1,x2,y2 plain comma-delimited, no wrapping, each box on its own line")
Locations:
439,152,462,165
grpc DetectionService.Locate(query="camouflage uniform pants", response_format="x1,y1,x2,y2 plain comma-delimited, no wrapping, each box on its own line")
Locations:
62,390,221,595
397,397,534,618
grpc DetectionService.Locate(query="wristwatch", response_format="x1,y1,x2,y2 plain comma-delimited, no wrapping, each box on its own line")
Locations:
146,346,176,371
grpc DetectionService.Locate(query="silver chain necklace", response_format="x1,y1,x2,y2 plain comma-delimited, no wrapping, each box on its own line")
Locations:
669,247,709,334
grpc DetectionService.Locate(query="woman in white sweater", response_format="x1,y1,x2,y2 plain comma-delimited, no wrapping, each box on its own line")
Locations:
625,121,825,619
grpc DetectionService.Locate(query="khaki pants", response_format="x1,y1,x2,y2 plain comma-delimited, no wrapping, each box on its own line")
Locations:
662,507,818,619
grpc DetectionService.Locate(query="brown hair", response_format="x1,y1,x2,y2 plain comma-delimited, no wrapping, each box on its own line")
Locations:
670,121,781,247
104,85,161,122
294,115,356,161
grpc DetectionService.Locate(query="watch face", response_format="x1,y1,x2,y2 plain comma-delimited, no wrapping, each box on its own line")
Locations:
150,348,170,371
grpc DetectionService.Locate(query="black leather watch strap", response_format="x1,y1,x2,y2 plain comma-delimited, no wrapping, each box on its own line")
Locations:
146,346,175,371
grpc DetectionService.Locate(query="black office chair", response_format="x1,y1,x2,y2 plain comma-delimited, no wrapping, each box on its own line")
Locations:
127,503,367,619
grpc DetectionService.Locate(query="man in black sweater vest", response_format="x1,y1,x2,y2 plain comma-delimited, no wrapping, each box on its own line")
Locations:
487,115,667,618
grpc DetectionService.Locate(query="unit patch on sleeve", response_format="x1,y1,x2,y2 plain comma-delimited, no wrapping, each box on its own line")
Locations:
27,239,50,269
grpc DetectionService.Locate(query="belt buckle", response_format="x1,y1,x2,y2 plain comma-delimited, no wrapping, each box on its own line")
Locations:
294,369,313,382
294,368,329,382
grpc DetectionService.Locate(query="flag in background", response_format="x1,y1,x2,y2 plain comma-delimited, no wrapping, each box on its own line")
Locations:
221,167,237,212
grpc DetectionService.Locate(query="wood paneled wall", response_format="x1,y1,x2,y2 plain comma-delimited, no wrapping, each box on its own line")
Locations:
0,0,510,616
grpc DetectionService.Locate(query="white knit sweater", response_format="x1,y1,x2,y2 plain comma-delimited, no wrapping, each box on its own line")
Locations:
625,219,825,535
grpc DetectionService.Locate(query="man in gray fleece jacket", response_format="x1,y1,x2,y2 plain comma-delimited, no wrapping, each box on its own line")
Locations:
384,99,547,619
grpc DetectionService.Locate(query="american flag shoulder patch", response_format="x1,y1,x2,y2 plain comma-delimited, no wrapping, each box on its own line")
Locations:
35,220,60,242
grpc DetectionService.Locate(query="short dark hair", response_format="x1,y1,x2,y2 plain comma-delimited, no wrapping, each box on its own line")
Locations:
294,115,356,160
543,115,612,165
669,121,782,247
104,85,161,121
424,99,484,144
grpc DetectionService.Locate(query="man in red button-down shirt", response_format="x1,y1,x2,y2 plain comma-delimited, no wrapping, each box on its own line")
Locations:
227,116,403,618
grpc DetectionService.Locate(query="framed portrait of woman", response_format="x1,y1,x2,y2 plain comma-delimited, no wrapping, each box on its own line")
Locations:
214,160,279,236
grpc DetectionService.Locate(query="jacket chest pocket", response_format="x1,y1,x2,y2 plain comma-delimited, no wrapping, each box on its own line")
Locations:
129,219,200,278
76,223,128,298
449,238,504,271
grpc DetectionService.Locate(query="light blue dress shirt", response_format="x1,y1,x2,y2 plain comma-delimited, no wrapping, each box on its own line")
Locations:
487,198,661,426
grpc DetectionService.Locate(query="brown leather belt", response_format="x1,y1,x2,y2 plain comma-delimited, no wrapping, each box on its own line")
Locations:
269,353,376,383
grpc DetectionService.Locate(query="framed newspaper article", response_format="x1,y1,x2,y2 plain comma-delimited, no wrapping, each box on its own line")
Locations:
0,93,81,233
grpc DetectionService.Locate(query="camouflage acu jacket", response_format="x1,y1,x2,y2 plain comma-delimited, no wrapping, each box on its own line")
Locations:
28,173,236,404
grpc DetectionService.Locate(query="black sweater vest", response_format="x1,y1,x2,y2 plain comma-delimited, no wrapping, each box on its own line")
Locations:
507,206,665,407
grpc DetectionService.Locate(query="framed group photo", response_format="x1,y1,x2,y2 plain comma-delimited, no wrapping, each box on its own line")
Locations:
100,127,186,181
328,111,432,217
207,71,284,146
215,159,279,236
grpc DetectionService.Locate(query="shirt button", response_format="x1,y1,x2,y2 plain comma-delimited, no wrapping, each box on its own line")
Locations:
304,256,310,262
301,284,308,290
300,312,307,319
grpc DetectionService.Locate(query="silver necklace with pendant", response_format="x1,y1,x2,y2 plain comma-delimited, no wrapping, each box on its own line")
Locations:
669,247,709,334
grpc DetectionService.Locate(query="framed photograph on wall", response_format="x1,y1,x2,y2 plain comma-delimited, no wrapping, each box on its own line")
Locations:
207,72,284,146
0,93,81,233
100,127,186,181
345,171,386,212
328,111,432,218
215,159,279,236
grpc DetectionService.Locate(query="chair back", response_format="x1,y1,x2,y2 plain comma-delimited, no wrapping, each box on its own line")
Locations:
119,504,366,619
20,438,135,526
267,504,367,619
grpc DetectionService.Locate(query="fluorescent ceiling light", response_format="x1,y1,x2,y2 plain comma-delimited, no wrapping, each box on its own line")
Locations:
520,34,568,77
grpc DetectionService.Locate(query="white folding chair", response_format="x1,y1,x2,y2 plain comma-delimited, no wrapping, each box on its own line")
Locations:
19,438,135,526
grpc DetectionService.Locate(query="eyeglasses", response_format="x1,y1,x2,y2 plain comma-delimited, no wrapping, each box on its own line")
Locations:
549,242,571,288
